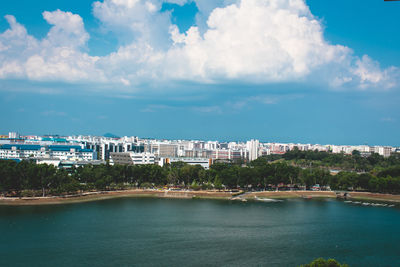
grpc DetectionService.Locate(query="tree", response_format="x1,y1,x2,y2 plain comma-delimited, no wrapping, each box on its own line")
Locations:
38,164,57,197
299,258,349,267
357,173,373,191
0,160,18,195
238,167,255,188
167,168,179,185
368,153,384,166
218,166,239,189
336,172,358,190
300,170,316,189
213,177,223,191
190,180,201,191
1,152,400,196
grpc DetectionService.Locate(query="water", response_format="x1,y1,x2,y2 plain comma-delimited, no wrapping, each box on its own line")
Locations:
0,198,399,267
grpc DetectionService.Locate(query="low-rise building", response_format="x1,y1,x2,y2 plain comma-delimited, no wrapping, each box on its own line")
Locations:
0,144,96,161
159,157,211,169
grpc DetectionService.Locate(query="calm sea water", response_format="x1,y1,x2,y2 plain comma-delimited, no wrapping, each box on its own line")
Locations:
0,198,399,267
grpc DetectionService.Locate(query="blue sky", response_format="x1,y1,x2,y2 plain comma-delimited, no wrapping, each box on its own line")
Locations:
0,0,399,146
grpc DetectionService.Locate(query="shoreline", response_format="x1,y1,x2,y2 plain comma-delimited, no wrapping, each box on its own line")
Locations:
246,191,400,203
1,190,399,206
0,189,237,206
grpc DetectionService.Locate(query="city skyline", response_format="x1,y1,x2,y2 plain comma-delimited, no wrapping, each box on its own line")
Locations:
3,130,400,148
1,0,400,146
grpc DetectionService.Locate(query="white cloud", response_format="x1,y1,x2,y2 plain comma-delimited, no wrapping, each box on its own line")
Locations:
42,10,89,48
381,117,394,122
41,110,67,116
0,11,104,82
193,0,237,33
166,0,353,82
0,15,39,78
227,95,279,110
92,0,174,49
0,0,398,91
352,55,398,90
192,105,222,114
139,94,288,115
140,104,175,112
111,0,140,9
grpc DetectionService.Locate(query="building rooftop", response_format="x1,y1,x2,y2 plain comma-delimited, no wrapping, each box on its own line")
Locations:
0,144,41,151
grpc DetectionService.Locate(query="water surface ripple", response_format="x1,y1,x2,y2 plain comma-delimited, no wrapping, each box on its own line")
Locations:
1,198,399,267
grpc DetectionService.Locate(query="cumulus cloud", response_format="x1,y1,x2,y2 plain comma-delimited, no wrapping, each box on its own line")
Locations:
166,0,351,82
42,10,89,48
92,0,175,49
0,10,103,82
352,55,398,90
0,0,398,91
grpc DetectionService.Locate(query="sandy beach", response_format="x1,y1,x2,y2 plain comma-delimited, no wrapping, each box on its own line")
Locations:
0,189,237,206
247,191,400,203
1,189,399,206
346,192,400,202
248,191,337,199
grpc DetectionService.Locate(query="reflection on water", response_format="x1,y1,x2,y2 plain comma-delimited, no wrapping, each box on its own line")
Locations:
0,198,399,267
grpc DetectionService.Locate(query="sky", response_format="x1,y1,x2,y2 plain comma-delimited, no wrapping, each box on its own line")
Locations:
0,0,399,146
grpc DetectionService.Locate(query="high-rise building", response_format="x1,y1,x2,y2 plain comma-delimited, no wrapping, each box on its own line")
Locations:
8,132,20,139
246,139,259,161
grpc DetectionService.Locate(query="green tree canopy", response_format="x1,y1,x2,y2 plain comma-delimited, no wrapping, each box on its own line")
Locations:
299,258,349,267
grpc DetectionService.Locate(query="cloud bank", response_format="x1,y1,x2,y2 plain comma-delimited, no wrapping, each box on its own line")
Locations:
0,0,398,91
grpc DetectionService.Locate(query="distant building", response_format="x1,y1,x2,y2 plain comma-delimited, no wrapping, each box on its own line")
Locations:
2,131,398,165
370,146,392,157
110,152,155,165
0,144,96,161
145,143,177,157
212,149,247,161
109,153,133,165
184,149,212,158
8,132,20,139
246,139,259,161
59,160,105,169
159,157,212,169
36,158,61,167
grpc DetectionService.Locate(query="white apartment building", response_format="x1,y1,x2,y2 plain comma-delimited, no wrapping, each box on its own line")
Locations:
0,144,96,161
371,146,392,158
131,152,155,164
246,139,260,161
8,132,20,139
110,152,155,165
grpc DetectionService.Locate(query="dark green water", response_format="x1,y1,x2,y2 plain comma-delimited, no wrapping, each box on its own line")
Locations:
0,198,399,267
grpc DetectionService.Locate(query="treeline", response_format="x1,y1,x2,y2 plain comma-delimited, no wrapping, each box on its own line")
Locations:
1,157,400,197
279,148,400,172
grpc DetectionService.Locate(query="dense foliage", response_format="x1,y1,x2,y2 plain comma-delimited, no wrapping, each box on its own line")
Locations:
299,258,349,267
1,150,400,196
281,148,400,172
